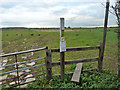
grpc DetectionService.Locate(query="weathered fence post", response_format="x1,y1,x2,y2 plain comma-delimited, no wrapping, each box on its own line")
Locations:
45,47,52,82
98,42,103,72
60,52,65,78
98,0,109,72
60,18,66,78
15,55,20,87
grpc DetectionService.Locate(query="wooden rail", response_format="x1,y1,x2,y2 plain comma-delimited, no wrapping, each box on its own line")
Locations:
51,46,100,53
47,46,101,80
0,46,102,87
52,57,98,66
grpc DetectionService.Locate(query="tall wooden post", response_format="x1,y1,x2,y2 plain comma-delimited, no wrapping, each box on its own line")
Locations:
98,0,110,72
60,52,65,78
45,47,52,82
60,18,66,78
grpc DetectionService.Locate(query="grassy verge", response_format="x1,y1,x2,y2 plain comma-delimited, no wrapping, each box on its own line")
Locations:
27,70,120,88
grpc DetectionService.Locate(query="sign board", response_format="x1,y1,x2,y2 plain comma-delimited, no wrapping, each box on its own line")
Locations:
60,18,66,52
60,40,66,52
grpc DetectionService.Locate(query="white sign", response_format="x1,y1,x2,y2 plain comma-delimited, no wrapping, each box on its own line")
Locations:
60,18,66,52
60,40,66,52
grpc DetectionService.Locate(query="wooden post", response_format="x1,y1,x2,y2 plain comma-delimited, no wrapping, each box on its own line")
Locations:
45,47,52,82
60,52,65,78
60,18,65,78
98,0,110,72
98,42,103,72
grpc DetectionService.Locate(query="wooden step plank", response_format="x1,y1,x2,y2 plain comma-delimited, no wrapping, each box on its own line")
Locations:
71,63,83,83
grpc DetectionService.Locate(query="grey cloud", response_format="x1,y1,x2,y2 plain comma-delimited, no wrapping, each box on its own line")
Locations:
0,0,117,27
66,16,103,26
52,8,69,15
76,4,104,19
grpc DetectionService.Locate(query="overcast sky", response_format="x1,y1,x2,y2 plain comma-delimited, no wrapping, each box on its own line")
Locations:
0,0,117,28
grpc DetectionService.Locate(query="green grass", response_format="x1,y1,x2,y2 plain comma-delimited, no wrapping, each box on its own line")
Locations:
1,27,118,88
27,69,120,88
2,28,118,72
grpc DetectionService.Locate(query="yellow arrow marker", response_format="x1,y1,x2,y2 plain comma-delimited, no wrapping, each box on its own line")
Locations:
61,29,64,37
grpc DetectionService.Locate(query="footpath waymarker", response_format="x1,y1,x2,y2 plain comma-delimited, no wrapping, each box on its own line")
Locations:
60,18,66,52
60,18,66,78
